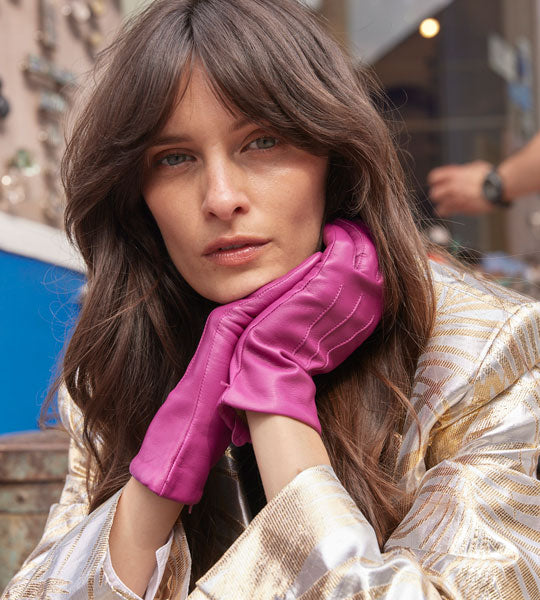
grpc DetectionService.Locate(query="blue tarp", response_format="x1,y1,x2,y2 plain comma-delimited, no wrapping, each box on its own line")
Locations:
0,250,85,434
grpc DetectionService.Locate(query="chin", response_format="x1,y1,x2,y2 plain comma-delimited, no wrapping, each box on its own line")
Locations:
199,270,282,305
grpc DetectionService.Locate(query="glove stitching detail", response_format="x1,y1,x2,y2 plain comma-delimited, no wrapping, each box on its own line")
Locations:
314,310,376,374
354,246,367,271
337,219,370,271
181,302,239,378
306,291,365,371
160,318,226,495
293,285,343,357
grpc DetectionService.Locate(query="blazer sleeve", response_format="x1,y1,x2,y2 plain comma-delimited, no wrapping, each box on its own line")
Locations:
188,301,540,600
1,390,191,600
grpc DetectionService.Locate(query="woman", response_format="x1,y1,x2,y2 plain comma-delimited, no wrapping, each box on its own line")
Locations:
3,0,540,598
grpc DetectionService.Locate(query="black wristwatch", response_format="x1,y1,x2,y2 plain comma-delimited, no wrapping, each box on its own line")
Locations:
482,168,511,208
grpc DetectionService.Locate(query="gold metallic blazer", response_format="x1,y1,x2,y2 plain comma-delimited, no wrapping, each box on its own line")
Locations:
3,262,540,599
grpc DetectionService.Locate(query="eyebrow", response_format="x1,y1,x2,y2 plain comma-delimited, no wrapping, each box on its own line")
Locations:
150,116,255,147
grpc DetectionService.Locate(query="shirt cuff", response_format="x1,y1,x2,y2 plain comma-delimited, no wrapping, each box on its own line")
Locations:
103,532,174,600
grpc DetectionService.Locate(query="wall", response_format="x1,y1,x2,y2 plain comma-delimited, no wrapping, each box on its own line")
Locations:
0,0,123,226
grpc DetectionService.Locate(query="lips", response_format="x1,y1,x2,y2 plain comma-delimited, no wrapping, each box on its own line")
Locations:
203,236,269,256
203,236,270,266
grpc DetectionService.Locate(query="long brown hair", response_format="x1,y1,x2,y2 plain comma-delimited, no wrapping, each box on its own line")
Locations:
52,0,435,582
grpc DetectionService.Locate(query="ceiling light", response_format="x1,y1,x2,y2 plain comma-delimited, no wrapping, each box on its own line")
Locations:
419,18,440,39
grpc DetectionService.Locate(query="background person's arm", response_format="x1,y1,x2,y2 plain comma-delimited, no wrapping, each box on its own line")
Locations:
428,131,540,216
499,130,540,199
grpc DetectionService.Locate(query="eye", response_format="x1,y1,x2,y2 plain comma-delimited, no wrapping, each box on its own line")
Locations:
157,153,194,167
246,136,279,151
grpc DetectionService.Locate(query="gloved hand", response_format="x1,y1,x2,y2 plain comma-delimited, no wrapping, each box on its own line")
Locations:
219,219,383,446
129,251,321,505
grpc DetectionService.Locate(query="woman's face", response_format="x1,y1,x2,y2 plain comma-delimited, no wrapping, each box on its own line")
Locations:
143,67,328,304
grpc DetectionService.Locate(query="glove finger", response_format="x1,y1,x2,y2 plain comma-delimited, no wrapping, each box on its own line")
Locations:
334,219,378,272
320,221,358,274
237,222,354,323
291,223,382,367
234,222,374,358
238,250,322,317
301,263,382,365
304,292,380,372
325,219,380,274
297,221,374,309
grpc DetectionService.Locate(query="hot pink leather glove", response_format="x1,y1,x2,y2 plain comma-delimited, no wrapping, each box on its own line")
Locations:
219,219,383,446
129,252,321,505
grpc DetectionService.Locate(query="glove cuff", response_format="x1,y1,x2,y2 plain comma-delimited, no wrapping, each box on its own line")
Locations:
219,365,322,446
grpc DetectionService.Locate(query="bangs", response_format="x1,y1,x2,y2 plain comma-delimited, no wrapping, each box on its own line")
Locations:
188,0,341,150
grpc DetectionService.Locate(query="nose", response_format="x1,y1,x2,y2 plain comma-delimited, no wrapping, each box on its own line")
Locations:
201,158,250,221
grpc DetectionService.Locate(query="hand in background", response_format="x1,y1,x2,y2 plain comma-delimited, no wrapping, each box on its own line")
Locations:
428,160,493,217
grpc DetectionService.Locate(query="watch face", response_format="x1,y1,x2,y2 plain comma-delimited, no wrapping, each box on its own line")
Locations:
482,170,504,205
483,179,498,201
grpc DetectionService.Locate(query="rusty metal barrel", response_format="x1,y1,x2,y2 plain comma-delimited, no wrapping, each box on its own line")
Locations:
0,429,69,591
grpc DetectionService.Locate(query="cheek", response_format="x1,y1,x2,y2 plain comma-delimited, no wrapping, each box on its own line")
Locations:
286,161,327,225
144,195,194,270
158,218,196,269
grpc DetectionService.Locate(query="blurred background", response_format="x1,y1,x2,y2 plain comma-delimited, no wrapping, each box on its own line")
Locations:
1,0,540,585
